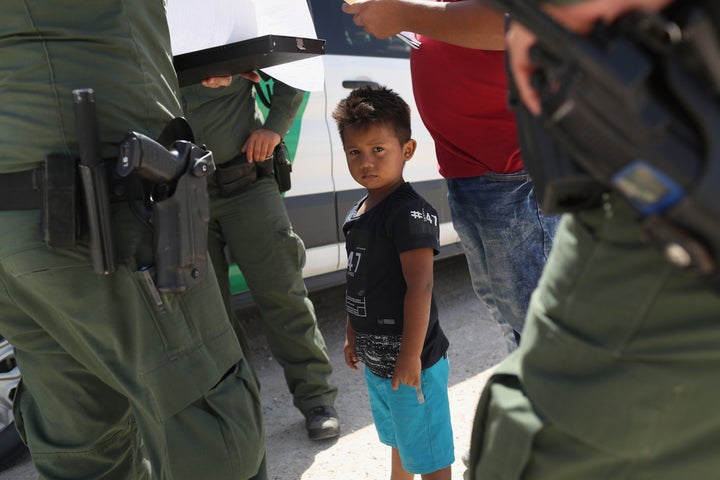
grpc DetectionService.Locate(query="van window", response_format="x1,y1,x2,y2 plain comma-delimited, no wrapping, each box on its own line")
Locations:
307,0,411,58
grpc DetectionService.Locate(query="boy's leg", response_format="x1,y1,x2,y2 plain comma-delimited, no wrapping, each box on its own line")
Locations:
391,447,451,479
391,447,414,480
420,466,451,480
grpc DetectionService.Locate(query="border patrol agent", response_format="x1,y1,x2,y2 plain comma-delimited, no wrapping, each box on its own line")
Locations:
469,0,720,478
181,75,340,440
0,1,266,478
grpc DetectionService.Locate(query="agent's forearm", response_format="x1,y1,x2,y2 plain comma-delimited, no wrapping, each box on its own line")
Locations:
345,0,506,50
401,0,506,50
262,77,305,137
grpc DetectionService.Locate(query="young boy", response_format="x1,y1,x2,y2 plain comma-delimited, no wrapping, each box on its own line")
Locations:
332,86,454,480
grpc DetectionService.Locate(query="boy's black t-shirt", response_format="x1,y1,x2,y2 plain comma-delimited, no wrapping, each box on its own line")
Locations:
342,182,449,379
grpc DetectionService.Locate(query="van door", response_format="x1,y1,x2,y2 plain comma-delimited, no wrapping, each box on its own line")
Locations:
306,1,456,267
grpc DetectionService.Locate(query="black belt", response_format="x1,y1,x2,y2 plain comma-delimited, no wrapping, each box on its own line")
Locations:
0,169,41,210
0,160,130,212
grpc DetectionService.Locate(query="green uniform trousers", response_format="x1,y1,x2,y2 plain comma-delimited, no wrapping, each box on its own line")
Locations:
0,204,266,480
207,177,337,414
468,193,720,479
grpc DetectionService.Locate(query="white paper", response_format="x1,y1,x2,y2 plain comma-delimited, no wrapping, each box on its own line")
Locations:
166,0,324,91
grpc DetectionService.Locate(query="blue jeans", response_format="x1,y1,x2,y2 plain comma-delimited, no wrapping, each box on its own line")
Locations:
447,173,559,350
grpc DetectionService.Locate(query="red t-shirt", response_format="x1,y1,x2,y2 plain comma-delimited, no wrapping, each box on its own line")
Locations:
411,32,523,178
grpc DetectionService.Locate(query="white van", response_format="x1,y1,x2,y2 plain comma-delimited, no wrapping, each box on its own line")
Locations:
229,0,461,302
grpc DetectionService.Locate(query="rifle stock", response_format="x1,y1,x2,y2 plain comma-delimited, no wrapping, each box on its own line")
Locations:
491,0,720,284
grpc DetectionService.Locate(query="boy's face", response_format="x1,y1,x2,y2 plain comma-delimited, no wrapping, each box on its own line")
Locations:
342,122,416,193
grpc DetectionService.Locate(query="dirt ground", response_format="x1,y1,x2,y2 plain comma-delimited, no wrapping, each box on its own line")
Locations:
0,255,508,480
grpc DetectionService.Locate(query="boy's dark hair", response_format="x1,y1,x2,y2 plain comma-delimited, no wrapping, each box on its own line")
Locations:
332,86,411,145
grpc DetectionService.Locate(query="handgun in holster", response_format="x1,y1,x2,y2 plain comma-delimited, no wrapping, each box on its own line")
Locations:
117,131,215,292
492,0,720,288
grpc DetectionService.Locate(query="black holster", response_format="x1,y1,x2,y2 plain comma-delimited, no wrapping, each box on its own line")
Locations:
272,141,292,193
117,130,216,292
152,155,212,292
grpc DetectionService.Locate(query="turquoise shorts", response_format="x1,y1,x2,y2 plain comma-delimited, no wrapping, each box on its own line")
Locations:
365,356,455,474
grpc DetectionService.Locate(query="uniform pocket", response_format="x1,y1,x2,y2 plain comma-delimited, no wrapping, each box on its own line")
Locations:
203,358,265,479
214,156,257,198
468,374,544,480
11,380,27,447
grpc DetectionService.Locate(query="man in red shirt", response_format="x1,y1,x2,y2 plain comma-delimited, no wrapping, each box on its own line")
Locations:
343,0,559,349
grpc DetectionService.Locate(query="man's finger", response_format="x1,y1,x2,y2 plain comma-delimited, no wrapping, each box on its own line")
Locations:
238,71,261,83
506,22,542,115
201,76,233,88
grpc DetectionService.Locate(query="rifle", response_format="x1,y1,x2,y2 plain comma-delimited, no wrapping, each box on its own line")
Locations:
491,0,720,285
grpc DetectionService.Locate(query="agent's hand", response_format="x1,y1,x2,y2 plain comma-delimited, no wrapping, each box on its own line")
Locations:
342,0,405,39
506,0,674,115
200,71,262,88
241,129,281,163
391,353,421,390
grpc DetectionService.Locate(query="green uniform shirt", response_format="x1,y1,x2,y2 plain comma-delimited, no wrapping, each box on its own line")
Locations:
181,76,303,164
0,0,182,173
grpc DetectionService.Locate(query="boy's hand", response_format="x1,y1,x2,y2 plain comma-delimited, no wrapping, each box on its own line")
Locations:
391,353,421,390
345,323,359,370
344,343,359,370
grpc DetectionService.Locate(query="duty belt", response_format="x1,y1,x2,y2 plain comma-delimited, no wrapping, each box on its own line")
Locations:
0,169,41,210
0,160,129,212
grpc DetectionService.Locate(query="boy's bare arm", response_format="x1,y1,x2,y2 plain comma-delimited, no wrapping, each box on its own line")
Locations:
392,247,435,390
345,318,360,370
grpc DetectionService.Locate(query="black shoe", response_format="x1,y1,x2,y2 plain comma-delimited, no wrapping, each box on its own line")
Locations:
304,405,340,440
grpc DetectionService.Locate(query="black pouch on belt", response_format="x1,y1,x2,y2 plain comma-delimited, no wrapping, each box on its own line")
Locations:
40,153,80,248
213,153,257,198
272,141,292,193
